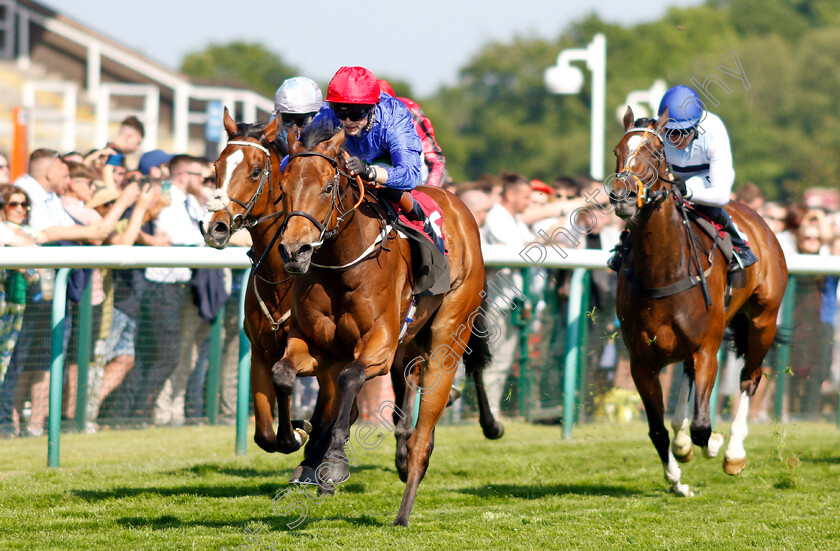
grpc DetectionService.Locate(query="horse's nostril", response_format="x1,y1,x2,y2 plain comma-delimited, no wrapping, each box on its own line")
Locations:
298,244,312,255
212,221,229,235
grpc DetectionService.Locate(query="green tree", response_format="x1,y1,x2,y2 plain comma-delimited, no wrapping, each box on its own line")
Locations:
180,41,299,97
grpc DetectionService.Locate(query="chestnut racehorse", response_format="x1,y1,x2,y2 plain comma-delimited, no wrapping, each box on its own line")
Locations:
275,120,494,526
610,107,788,496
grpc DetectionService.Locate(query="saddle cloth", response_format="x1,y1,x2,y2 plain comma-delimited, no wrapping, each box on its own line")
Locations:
396,189,446,253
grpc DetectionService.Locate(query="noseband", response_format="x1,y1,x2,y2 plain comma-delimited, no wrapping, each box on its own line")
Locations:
208,140,283,232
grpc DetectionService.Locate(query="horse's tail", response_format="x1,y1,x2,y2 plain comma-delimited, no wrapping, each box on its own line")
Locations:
729,312,750,359
464,311,504,440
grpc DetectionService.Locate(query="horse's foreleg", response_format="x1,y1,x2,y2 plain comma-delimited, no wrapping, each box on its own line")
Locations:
290,371,335,485
670,365,694,462
690,347,726,459
251,351,278,453
631,359,692,497
315,361,369,489
273,336,317,454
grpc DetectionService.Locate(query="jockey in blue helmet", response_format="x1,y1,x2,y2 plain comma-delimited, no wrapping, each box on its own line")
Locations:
609,85,756,272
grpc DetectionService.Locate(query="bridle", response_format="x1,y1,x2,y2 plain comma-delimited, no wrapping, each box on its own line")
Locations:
207,140,284,232
615,127,671,208
278,150,365,251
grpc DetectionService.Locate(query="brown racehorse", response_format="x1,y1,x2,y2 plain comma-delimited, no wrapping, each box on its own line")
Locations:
203,111,336,472
610,107,788,496
205,111,501,511
275,120,494,526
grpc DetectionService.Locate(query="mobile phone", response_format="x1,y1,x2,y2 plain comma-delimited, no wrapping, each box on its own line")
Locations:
106,153,125,166
160,180,172,194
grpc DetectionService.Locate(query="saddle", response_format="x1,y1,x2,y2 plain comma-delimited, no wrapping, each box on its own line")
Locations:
373,189,451,297
684,206,736,268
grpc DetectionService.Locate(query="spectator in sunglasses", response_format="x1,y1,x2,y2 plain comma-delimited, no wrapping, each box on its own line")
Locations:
309,66,441,254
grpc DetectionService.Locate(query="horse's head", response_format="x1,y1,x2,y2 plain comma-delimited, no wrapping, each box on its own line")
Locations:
278,122,349,275
609,106,670,221
204,107,284,249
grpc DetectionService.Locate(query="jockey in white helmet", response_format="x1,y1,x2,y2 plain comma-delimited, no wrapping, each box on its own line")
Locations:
273,77,324,139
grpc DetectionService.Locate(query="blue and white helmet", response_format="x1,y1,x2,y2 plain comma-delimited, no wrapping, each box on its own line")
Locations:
658,85,705,130
274,77,323,114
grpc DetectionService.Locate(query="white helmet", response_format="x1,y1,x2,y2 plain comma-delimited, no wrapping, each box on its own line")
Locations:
274,77,323,114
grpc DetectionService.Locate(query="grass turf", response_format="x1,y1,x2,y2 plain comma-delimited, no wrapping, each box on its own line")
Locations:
1,421,838,550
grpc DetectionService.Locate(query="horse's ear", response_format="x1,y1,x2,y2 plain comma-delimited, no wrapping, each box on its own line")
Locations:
287,126,303,154
224,107,238,139
323,128,345,157
654,107,669,134
262,116,280,144
623,106,635,131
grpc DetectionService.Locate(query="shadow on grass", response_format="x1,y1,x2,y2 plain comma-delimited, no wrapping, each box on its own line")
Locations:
116,512,383,531
165,462,390,479
799,456,840,464
457,482,638,499
73,482,279,501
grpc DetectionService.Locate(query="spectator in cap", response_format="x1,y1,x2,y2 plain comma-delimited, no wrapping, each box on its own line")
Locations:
139,150,174,182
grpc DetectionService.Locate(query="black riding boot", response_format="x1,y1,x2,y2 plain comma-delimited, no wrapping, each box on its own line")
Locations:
701,206,758,272
607,230,631,272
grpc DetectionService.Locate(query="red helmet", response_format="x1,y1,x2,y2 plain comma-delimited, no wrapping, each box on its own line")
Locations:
326,66,380,104
377,79,396,97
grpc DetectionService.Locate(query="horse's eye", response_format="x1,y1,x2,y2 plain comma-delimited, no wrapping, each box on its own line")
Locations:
251,167,262,179
324,184,333,194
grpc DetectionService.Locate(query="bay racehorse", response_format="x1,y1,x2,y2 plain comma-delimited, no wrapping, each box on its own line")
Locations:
610,107,788,496
275,120,494,526
204,111,501,515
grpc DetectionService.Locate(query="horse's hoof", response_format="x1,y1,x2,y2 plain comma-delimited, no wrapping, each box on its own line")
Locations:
482,421,504,440
703,432,725,458
289,465,317,485
317,459,350,489
317,483,335,496
292,419,313,434
669,483,694,497
723,456,746,476
293,428,309,448
673,444,694,463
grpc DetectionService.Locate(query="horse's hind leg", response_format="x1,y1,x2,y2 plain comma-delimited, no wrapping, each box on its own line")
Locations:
631,358,693,497
391,347,419,482
724,311,777,475
670,366,694,463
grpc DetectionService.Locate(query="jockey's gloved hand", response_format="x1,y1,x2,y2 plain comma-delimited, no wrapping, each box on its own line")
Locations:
672,175,691,198
346,156,376,181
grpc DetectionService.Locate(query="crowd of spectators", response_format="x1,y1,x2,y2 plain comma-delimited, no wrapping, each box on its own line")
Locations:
451,173,840,423
0,116,249,438
2,114,839,437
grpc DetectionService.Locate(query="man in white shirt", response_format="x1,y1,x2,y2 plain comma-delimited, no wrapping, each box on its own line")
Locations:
481,172,533,417
130,155,207,423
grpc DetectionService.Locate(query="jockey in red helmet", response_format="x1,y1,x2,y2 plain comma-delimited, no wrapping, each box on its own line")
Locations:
311,66,443,254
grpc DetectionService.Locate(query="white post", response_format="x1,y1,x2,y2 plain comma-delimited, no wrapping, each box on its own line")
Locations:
63,84,77,152
173,85,190,153
86,42,101,101
587,34,606,181
16,6,28,69
143,88,159,151
94,85,110,148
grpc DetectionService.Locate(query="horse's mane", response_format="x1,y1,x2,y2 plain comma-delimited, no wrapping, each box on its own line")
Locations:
634,117,656,128
299,119,343,152
233,121,289,157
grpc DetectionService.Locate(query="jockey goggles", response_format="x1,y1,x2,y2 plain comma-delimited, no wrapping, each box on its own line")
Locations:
666,125,697,139
331,103,373,122
280,112,315,128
